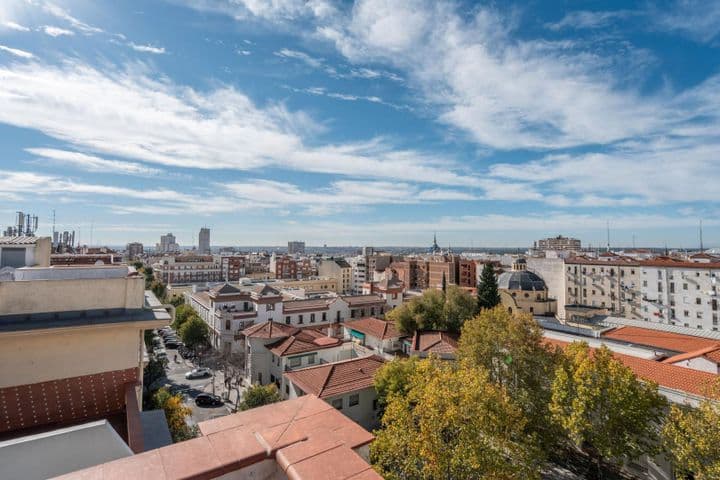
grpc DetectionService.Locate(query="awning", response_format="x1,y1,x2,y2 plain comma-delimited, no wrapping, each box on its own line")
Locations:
350,330,365,340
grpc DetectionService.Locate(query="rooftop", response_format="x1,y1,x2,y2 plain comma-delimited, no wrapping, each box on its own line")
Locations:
0,236,41,245
242,321,298,339
284,355,386,398
55,395,380,480
283,298,335,313
602,326,720,354
344,317,402,340
268,329,343,357
410,330,459,355
341,294,385,307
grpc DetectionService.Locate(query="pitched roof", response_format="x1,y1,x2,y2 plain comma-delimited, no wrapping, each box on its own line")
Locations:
0,236,39,245
344,317,402,340
268,329,343,356
662,345,720,365
57,395,380,480
602,326,720,353
250,283,282,297
544,338,717,398
410,330,459,354
375,277,403,290
209,283,242,295
241,321,298,339
284,355,386,398
342,294,385,307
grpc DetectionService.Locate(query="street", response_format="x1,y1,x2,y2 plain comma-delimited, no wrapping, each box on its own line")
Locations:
161,345,242,426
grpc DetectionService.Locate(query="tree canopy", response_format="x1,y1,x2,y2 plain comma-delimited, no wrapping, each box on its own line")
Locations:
458,306,561,450
371,358,542,480
373,356,422,418
550,342,666,478
173,304,197,330
179,315,210,350
662,380,720,480
153,387,194,442
239,383,281,411
387,286,475,334
476,263,500,312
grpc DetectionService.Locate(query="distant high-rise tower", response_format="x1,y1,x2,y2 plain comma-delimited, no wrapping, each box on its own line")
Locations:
158,233,179,253
288,241,305,254
199,228,211,254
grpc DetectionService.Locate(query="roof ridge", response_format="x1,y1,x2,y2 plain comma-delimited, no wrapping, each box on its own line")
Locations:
318,363,335,397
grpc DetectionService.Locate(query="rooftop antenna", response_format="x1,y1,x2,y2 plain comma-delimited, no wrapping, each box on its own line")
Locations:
52,209,56,240
699,219,704,253
632,234,636,250
606,220,610,252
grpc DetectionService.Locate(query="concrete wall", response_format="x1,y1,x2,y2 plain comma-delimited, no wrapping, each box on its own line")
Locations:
0,276,144,315
0,326,142,388
325,387,379,431
527,257,566,320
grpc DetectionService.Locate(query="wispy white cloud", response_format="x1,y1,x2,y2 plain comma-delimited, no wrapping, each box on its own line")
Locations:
0,44,33,58
274,48,323,68
237,49,251,55
650,0,720,44
128,42,166,54
545,10,636,31
2,20,29,32
26,148,162,176
284,85,409,110
41,2,103,34
41,25,74,37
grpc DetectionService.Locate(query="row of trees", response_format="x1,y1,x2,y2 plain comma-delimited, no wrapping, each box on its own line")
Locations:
173,304,210,350
371,306,720,480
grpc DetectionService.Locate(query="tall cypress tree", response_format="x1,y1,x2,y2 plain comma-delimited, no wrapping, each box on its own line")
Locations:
441,271,447,294
477,263,501,312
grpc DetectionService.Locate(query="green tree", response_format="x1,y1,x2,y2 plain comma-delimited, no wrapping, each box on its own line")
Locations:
662,380,720,480
239,383,281,411
550,342,666,479
172,304,196,330
441,271,447,293
143,355,167,388
387,286,474,334
179,316,210,350
476,263,500,312
150,279,166,300
373,356,422,418
371,359,542,480
168,295,185,307
458,306,562,451
152,387,194,442
132,260,144,270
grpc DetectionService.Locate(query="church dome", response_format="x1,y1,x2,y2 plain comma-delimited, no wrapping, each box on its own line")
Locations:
497,260,546,291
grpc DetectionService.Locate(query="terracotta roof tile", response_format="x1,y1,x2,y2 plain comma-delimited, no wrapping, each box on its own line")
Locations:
344,317,402,340
663,345,720,365
411,330,459,354
284,355,386,398
341,295,386,307
268,329,343,356
544,338,717,398
241,321,298,339
602,326,719,353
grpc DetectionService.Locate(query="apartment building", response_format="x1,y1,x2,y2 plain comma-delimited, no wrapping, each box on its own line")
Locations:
0,262,170,440
389,259,428,290
639,259,720,331
348,255,368,294
565,256,642,320
318,258,353,294
156,233,179,253
220,254,246,281
270,254,298,279
153,255,222,284
535,235,581,251
50,253,120,265
458,258,477,289
287,240,305,254
125,242,144,260
427,255,458,289
198,227,210,254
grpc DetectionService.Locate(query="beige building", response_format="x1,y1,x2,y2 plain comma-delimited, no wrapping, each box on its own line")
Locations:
152,255,222,284
565,256,642,320
0,236,51,269
0,263,170,441
318,258,352,294
498,258,557,316
273,276,338,293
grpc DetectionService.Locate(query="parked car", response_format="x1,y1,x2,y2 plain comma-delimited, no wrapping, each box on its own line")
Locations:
185,368,212,380
165,340,183,349
195,393,223,407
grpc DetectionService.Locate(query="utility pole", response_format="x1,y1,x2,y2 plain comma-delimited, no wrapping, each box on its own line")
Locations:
699,219,704,253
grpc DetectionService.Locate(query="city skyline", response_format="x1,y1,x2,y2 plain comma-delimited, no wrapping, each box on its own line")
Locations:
1,0,719,246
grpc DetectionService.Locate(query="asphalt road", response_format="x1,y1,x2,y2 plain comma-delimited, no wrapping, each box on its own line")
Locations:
161,346,233,426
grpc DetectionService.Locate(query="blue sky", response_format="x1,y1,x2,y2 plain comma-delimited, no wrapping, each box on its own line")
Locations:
0,0,718,248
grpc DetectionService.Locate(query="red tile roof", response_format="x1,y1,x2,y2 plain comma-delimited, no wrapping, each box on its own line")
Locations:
410,330,459,354
268,329,343,356
284,355,386,398
344,317,402,340
602,326,719,353
544,338,717,398
662,345,720,365
242,321,298,339
56,395,380,480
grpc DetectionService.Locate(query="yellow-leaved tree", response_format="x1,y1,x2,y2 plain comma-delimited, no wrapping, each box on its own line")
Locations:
371,358,542,480
550,342,666,479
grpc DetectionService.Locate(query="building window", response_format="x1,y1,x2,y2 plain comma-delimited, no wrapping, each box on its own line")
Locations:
349,394,359,407
285,384,289,395
684,310,689,317
683,283,688,290
332,398,343,410
298,314,304,324
308,355,316,364
351,310,356,318
270,374,275,383
225,320,231,330
696,298,702,305
370,307,375,316
285,316,291,324
310,313,315,323
322,312,327,321
289,357,301,368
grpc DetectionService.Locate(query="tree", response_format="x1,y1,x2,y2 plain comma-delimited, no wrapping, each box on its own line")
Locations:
132,260,144,270
476,263,500,312
152,387,194,442
371,359,542,480
458,306,562,450
441,271,447,293
239,383,281,411
550,342,666,479
150,279,166,300
179,316,210,350
662,380,720,480
173,304,196,330
387,286,474,334
373,356,422,418
168,295,185,307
